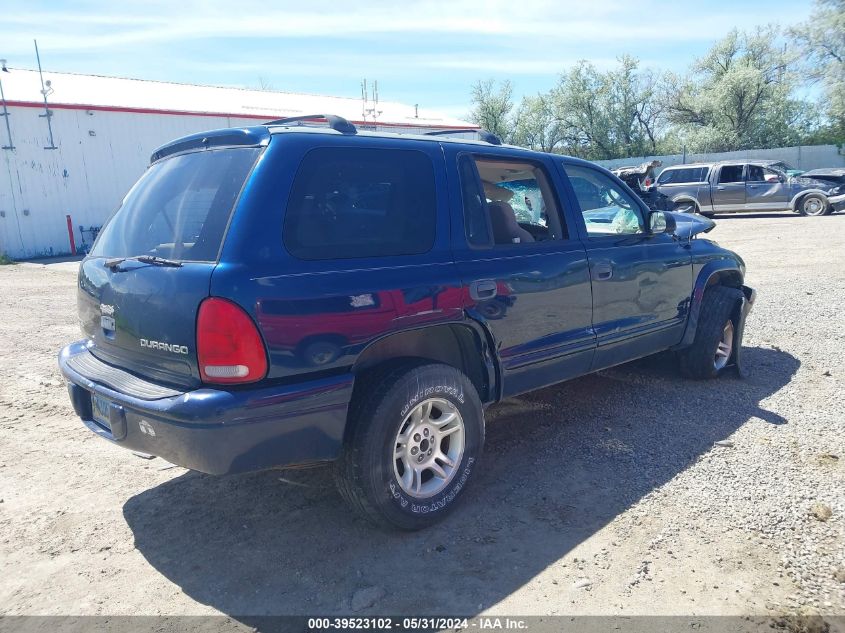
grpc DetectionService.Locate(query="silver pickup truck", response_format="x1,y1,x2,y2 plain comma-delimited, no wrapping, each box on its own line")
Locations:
655,160,845,217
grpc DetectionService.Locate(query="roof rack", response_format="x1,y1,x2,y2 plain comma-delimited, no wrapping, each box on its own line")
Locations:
425,129,502,146
262,114,357,135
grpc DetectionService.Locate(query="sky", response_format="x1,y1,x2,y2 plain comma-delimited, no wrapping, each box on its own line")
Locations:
2,0,816,120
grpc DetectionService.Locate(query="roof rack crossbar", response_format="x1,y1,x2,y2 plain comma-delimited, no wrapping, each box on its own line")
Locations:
425,128,502,145
262,114,357,135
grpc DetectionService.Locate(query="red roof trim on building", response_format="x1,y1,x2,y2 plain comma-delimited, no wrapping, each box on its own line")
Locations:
3,100,478,130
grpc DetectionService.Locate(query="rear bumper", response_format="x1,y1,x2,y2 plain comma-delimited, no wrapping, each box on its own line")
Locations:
58,341,352,475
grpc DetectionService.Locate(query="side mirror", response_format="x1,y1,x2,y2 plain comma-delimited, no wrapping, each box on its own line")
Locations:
649,210,676,235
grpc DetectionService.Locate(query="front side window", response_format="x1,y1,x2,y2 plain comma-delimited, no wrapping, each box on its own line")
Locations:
747,165,783,183
283,147,437,260
563,164,644,236
458,155,565,247
719,165,744,184
92,148,261,262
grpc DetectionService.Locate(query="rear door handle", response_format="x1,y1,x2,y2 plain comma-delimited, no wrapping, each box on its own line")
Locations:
592,263,613,281
470,279,498,301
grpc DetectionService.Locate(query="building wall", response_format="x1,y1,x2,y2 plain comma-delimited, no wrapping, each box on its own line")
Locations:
593,144,845,174
0,104,450,259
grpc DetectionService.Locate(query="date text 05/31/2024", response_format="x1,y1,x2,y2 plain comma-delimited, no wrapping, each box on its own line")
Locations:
307,617,529,630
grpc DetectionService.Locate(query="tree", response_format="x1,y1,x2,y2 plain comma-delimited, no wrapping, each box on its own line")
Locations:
468,79,514,141
665,27,814,151
551,57,668,159
510,94,566,153
790,0,845,143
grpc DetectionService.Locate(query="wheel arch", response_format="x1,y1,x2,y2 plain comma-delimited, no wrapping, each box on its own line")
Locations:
676,262,745,349
790,189,828,212
671,195,700,212
351,321,499,406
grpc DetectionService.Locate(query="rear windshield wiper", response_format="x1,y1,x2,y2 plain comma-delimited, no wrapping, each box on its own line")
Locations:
104,255,183,270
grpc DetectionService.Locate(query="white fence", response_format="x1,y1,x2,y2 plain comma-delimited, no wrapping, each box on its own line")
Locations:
594,144,845,173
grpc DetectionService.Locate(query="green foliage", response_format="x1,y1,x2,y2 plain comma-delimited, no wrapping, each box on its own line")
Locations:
790,0,845,144
468,17,844,158
0,253,15,265
468,79,515,142
666,27,817,152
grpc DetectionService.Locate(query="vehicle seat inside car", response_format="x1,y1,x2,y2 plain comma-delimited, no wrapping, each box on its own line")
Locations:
488,201,535,244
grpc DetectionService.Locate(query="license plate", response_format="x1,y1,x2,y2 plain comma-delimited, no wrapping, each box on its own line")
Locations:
91,394,112,431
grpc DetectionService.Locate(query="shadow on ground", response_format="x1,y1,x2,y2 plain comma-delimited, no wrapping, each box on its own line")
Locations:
124,346,798,616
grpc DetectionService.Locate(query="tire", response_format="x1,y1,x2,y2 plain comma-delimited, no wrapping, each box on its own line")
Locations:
334,361,485,530
798,193,830,216
678,286,743,380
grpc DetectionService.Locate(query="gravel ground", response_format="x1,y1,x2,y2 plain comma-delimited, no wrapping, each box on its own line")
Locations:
0,212,843,619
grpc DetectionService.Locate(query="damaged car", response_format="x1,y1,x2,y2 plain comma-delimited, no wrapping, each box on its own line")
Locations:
656,160,845,217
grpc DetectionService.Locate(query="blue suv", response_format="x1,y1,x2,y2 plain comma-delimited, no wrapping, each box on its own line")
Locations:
59,115,755,530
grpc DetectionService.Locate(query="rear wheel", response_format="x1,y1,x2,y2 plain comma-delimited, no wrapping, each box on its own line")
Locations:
679,286,743,379
799,194,830,216
334,361,484,530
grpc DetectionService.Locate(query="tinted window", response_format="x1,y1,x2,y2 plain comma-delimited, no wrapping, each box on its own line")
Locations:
458,155,491,247
719,165,744,183
92,148,260,262
283,147,436,260
563,164,644,236
657,166,708,184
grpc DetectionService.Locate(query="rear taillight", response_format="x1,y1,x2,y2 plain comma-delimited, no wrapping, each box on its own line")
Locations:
197,298,268,384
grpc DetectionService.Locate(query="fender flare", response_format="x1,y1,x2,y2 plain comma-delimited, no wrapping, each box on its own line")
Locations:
676,261,744,349
351,317,502,406
670,195,700,211
462,311,503,403
790,189,829,211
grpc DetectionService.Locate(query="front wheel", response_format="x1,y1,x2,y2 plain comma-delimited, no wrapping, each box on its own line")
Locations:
678,286,744,379
334,362,484,530
799,194,830,216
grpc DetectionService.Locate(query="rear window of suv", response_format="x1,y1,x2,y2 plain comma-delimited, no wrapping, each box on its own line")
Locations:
656,166,709,185
91,148,260,262
283,147,436,260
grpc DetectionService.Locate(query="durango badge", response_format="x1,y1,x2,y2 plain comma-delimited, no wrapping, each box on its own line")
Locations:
140,339,189,355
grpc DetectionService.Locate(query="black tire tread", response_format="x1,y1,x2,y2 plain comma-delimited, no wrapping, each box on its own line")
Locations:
679,285,743,379
334,360,480,530
333,360,424,527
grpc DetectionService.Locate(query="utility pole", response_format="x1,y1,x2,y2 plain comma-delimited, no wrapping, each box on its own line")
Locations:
35,40,58,150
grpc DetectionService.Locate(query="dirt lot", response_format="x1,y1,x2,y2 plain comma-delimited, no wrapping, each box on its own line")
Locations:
0,213,843,619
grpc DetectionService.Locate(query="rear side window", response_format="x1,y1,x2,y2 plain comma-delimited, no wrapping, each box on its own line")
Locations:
283,147,436,260
92,148,260,262
719,165,744,183
657,166,708,185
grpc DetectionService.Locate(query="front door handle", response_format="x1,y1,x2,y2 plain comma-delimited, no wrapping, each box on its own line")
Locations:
591,263,613,281
470,279,498,301
716,186,726,191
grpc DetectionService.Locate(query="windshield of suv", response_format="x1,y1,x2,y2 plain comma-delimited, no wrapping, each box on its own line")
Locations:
91,148,261,262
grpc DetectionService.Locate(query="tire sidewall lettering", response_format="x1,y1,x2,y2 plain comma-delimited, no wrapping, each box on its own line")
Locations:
389,383,477,516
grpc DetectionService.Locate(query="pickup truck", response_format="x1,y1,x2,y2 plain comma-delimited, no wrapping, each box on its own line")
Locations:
655,160,845,217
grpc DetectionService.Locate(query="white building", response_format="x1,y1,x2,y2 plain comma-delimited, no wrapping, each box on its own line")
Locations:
0,69,475,259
